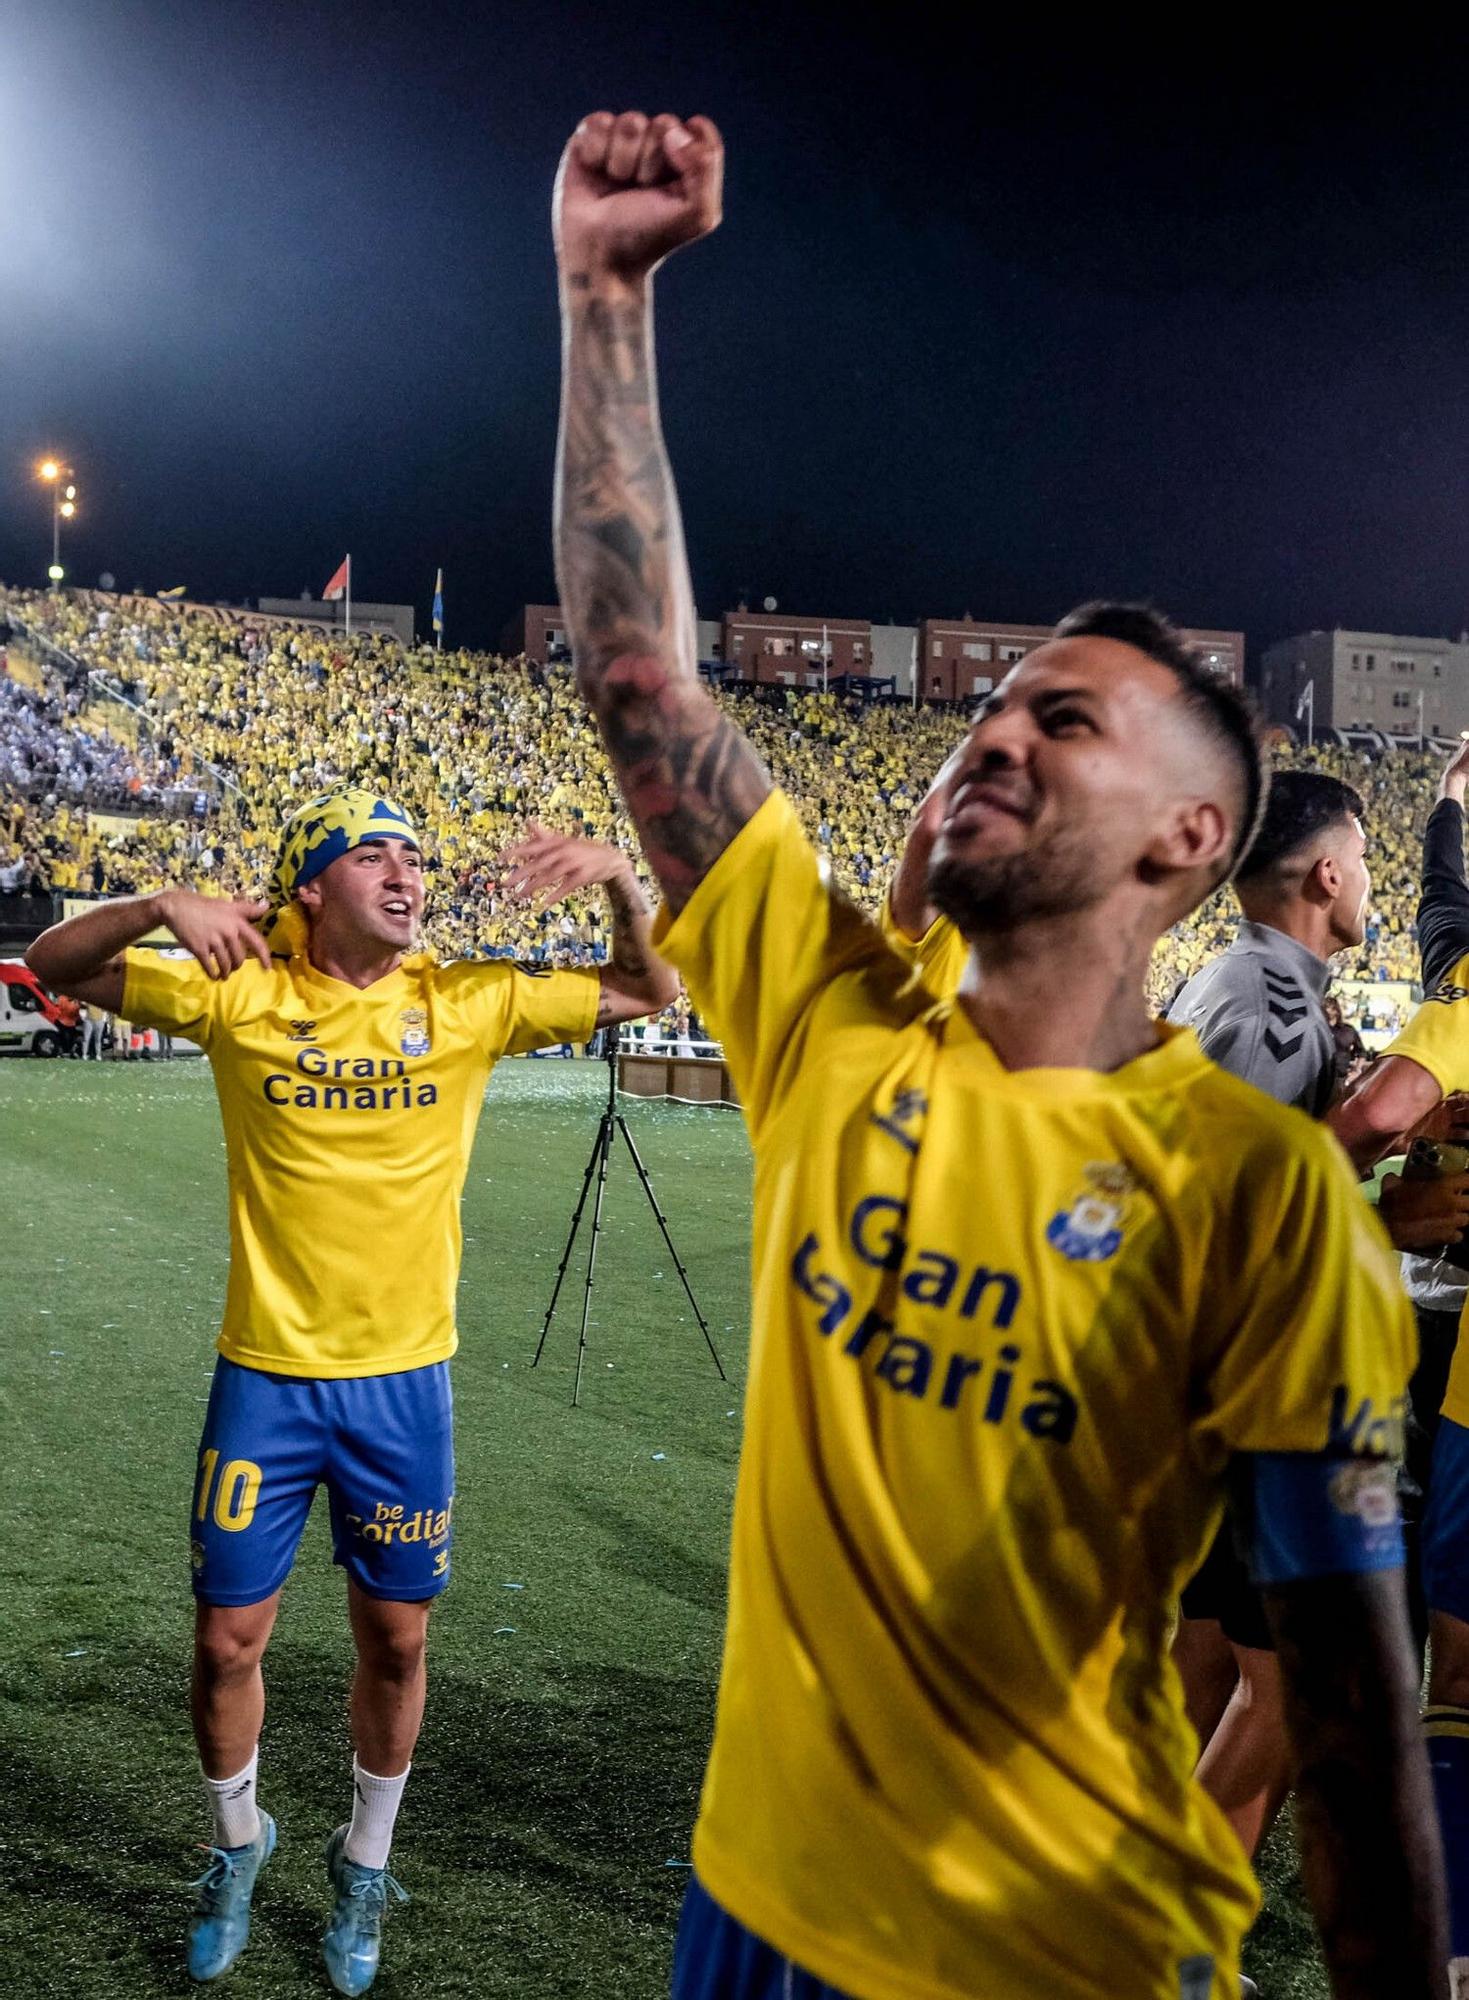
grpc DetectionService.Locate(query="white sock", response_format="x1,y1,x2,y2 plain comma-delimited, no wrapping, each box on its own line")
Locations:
345,1758,409,1870
203,1749,261,1850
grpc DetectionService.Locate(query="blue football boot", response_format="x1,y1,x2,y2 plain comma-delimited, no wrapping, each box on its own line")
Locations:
321,1825,409,1996
187,1812,276,1980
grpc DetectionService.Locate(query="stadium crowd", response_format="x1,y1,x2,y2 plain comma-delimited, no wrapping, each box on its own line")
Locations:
0,659,183,815
0,584,1447,1010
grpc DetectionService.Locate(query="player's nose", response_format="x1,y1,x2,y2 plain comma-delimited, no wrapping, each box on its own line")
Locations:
957,709,1028,777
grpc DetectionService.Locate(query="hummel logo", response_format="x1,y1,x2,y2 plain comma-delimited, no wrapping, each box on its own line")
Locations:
1261,969,1309,1037
870,1089,928,1155
1263,1027,1304,1063
286,1019,318,1042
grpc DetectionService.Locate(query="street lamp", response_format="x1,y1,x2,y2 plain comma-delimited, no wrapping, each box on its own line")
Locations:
36,457,78,586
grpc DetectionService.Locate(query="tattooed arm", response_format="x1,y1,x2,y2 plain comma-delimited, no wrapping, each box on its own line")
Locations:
498,825,678,1025
553,111,771,914
1265,1567,1447,1998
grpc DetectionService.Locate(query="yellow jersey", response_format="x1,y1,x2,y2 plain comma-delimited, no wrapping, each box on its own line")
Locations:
655,791,1413,2000
123,947,598,1378
1382,957,1469,1425
1381,954,1469,1102
876,894,970,997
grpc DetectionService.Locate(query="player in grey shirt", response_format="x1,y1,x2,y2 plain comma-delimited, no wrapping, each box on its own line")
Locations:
1167,771,1367,1118
1167,769,1370,1876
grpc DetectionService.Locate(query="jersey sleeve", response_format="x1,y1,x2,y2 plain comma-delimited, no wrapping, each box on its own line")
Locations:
877,895,970,997
121,948,234,1049
1192,1122,1416,1465
1188,992,1268,1089
1417,801,1469,994
653,790,914,1138
441,960,600,1058
1236,1451,1404,1586
500,965,599,1056
1383,951,1469,1095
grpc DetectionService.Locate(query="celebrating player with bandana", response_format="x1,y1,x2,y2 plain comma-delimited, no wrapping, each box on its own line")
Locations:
27,784,677,1994
550,109,1445,2000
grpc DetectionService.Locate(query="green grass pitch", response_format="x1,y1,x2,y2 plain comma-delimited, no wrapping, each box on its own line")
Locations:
0,1059,1322,1996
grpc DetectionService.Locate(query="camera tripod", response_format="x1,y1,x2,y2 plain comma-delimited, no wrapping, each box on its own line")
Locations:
532,1042,726,1405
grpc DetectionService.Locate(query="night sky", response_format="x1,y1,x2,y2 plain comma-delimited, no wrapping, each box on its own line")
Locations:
4,6,1469,665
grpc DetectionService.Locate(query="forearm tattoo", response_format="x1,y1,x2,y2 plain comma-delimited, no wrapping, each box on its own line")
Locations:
605,870,650,981
555,283,769,910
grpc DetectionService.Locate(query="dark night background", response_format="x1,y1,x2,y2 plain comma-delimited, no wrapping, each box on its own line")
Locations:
3,3,1468,663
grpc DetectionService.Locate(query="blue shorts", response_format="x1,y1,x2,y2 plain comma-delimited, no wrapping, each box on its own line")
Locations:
1424,1415,1469,1623
672,1877,853,2000
190,1356,455,1607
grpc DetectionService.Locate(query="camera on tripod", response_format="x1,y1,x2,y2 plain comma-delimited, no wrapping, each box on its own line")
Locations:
531,1036,726,1404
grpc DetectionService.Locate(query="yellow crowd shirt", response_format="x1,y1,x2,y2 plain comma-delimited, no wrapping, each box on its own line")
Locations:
123,947,599,1378
656,791,1413,2000
1382,957,1469,1426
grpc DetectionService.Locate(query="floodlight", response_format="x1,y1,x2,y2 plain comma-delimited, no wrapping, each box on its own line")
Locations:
59,500,75,518
47,563,64,580
38,459,59,481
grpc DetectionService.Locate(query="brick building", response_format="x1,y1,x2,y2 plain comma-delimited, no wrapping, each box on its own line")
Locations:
717,608,871,686
919,616,1245,703
503,603,571,665
509,603,1244,698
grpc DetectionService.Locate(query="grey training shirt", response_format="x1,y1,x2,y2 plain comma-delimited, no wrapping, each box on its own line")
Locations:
1166,919,1336,1117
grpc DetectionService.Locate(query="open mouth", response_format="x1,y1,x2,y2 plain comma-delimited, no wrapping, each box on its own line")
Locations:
382,900,412,918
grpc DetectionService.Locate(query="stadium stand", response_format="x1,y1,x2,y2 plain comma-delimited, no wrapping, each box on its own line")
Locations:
0,584,1444,1023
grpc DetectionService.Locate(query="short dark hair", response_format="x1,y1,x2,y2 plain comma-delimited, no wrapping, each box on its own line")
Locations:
1052,600,1266,879
1233,769,1364,883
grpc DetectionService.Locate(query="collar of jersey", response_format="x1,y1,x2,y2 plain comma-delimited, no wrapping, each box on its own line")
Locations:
933,1001,1212,1099
290,949,433,997
1234,919,1332,997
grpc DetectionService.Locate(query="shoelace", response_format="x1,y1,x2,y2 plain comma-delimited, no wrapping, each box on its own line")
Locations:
189,1846,245,1906
344,1868,409,1920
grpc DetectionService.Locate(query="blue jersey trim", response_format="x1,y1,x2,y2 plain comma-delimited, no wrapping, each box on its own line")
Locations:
1243,1450,1404,1587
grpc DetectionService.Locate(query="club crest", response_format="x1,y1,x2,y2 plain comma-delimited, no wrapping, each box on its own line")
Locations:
400,1006,431,1058
1046,1161,1137,1264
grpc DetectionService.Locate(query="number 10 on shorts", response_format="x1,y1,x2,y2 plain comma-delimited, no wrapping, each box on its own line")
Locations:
195,1448,262,1532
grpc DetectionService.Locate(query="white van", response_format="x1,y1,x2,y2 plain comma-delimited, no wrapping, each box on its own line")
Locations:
0,960,68,1056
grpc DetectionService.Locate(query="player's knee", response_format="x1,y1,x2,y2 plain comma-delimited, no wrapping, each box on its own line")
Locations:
195,1611,271,1682
355,1610,429,1683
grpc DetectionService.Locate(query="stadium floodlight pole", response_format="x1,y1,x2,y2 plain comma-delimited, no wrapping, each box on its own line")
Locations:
910,629,918,709
37,458,75,588
531,1037,725,1405
345,553,351,638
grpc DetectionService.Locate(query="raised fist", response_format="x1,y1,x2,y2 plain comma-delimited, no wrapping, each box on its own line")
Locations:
1441,737,1469,804
554,112,723,283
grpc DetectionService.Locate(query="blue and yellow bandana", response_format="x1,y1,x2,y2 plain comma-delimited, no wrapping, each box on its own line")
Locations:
264,787,421,955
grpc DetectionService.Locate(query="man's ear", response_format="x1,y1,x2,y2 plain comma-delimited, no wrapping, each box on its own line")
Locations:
295,879,322,915
1140,798,1231,881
